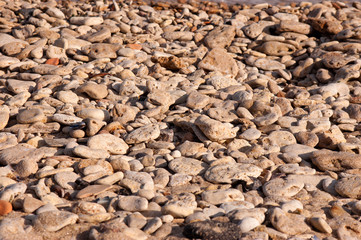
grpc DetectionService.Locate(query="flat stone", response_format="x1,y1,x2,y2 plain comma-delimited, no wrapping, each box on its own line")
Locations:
204,25,236,49
88,133,128,155
118,196,148,212
202,189,244,205
195,115,238,142
54,171,80,190
78,82,108,99
335,176,361,199
34,210,78,232
204,163,262,184
0,144,44,165
269,208,310,235
76,184,113,199
168,157,208,176
17,108,46,124
73,145,110,159
199,48,239,77
125,124,160,144
263,178,304,197
311,150,361,172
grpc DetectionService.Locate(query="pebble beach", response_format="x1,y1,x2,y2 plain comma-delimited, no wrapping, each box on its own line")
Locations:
0,0,361,239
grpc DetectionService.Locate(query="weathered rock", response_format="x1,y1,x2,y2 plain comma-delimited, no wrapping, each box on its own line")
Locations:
311,150,361,171
199,48,239,77
204,25,236,49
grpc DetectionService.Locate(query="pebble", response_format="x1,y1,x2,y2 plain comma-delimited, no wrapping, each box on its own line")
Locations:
202,189,244,205
118,196,148,212
88,133,129,155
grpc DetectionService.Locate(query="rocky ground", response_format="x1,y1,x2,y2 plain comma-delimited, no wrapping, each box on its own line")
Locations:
0,0,361,239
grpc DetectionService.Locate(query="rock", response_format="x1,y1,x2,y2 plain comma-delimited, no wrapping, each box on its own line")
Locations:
205,163,262,184
204,25,236,49
73,201,106,214
269,208,310,235
34,210,79,232
0,200,12,216
76,108,109,121
76,185,113,199
183,220,242,240
0,56,20,68
238,217,261,233
73,145,110,159
258,41,296,56
70,16,104,25
195,115,238,141
162,193,197,218
88,133,128,154
15,159,38,178
0,182,27,202
311,150,361,172
335,176,361,199
16,109,46,124
22,196,44,213
199,48,239,77
263,178,304,197
125,124,160,144
268,130,297,147
309,217,332,233
52,114,83,125
0,144,44,165
82,43,118,59
0,111,9,131
254,58,286,71
143,217,162,234
277,20,311,34
202,189,244,205
78,82,108,99
126,212,147,229
54,171,79,190
118,196,148,212
168,157,208,176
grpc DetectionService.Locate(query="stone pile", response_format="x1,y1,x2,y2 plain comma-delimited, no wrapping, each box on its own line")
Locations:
0,0,361,239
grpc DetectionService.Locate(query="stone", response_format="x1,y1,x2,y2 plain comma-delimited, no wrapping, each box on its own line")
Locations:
15,159,38,178
73,145,110,159
52,114,83,125
168,157,208,176
76,185,113,199
126,212,147,229
78,82,108,99
88,133,128,154
309,217,332,234
118,196,148,212
0,56,20,68
82,43,118,59
204,163,262,184
199,48,239,77
277,20,311,34
16,109,46,124
54,171,79,190
268,130,297,147
0,111,9,131
0,183,27,202
76,108,109,121
143,217,162,234
162,193,197,218
125,124,160,144
254,58,286,71
269,208,310,235
238,217,261,233
70,16,104,25
22,196,44,213
263,178,304,197
311,150,361,172
73,201,106,214
258,41,296,56
6,79,36,94
204,25,236,49
0,144,44,165
335,176,361,199
0,200,12,216
183,220,242,240
202,189,244,205
34,210,79,232
195,115,238,142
